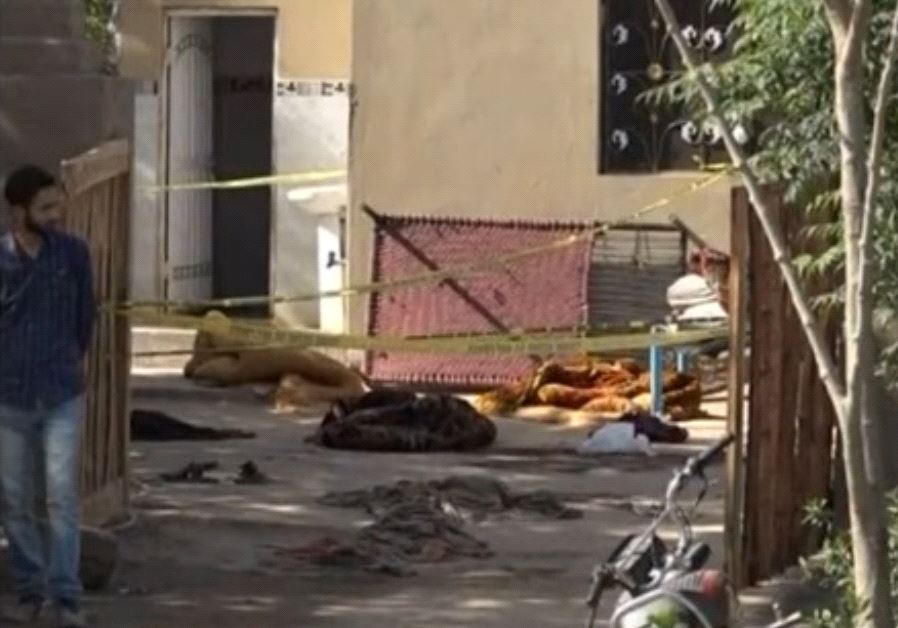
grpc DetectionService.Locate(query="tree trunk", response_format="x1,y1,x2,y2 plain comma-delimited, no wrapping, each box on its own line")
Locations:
830,2,894,624
840,396,892,627
649,0,897,625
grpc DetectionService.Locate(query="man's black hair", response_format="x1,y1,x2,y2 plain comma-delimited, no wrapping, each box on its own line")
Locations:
3,165,57,209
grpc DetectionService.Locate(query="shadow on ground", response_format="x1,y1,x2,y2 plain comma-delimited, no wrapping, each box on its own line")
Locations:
0,375,824,627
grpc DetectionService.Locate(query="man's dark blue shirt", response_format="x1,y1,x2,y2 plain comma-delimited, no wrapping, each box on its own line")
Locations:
0,230,95,411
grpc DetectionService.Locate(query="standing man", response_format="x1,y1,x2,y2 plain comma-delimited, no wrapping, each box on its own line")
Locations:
0,166,94,628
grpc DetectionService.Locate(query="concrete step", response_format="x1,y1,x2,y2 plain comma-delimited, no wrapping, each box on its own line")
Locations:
128,325,364,374
0,37,101,75
131,326,197,354
0,0,85,39
131,326,197,373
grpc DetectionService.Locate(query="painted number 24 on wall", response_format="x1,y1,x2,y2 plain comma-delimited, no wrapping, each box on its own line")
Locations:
276,80,351,98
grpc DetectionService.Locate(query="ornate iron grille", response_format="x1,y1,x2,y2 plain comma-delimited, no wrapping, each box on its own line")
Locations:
600,0,738,172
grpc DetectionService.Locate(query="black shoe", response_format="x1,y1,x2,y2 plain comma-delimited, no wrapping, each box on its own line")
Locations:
55,599,88,628
2,593,44,623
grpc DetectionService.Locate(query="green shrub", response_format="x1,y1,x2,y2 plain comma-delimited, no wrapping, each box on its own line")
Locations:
802,496,898,626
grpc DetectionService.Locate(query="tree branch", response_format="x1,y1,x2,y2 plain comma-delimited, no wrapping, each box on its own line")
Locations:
651,0,848,416
823,0,853,33
861,1,898,253
845,0,874,65
851,0,874,27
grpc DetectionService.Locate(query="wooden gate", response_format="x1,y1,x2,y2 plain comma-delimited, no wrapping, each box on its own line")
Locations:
726,188,839,587
61,140,132,526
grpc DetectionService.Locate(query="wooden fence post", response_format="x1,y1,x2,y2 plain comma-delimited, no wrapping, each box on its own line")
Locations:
60,139,132,527
725,187,750,587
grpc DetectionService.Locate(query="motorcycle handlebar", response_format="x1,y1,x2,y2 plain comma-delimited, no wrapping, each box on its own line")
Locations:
585,433,736,623
690,433,736,475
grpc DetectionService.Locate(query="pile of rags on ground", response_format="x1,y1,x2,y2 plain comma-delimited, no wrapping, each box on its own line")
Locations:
472,354,704,424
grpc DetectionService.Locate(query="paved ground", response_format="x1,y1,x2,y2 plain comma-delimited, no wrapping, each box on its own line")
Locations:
8,375,824,627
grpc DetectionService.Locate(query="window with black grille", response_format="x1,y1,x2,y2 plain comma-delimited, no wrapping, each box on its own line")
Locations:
600,0,736,173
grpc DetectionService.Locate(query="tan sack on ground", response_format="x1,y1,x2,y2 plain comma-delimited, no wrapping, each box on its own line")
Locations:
184,311,366,410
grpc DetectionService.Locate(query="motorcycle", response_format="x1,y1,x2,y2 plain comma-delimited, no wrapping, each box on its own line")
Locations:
584,434,804,628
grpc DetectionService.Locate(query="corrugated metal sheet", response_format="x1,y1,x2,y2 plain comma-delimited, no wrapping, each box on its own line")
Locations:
588,227,686,326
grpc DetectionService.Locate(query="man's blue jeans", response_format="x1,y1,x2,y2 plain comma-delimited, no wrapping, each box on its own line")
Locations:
0,396,83,605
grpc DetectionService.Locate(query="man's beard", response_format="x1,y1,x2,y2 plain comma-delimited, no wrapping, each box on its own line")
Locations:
23,214,57,235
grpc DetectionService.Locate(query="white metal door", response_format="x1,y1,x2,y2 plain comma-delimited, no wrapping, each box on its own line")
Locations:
164,16,214,303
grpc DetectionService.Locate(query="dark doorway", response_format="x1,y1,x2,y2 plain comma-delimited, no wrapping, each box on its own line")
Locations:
211,16,275,316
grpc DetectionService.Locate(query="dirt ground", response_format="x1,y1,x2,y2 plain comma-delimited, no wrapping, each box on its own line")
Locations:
7,375,823,627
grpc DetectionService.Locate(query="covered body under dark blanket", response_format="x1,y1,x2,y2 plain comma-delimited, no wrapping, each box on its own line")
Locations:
309,390,497,452
131,409,255,441
619,411,689,444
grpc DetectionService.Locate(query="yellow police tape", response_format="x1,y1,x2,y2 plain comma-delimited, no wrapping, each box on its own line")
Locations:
146,162,730,194
116,169,731,313
118,231,587,312
144,170,347,192
127,309,729,358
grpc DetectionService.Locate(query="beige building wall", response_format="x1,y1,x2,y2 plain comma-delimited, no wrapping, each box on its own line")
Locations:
348,0,733,334
119,0,351,79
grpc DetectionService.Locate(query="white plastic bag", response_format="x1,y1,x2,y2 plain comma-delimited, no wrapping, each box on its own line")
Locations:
576,423,655,456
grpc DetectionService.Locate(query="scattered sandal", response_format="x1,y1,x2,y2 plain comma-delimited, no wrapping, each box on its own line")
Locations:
160,461,220,483
235,461,272,485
